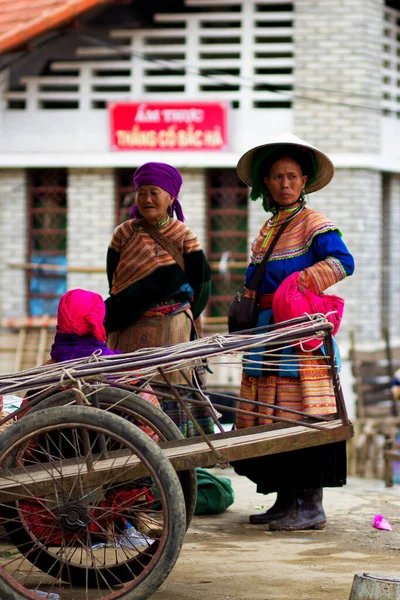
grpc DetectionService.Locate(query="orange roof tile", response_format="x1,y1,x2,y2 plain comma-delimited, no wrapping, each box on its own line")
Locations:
0,0,115,55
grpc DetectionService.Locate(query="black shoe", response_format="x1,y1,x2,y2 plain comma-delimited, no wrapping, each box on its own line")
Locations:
269,488,326,531
249,490,296,525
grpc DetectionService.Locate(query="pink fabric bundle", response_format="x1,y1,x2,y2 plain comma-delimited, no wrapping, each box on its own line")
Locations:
373,514,392,531
272,272,344,350
57,289,107,342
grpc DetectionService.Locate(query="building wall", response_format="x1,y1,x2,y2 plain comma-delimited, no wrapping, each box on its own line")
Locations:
311,169,382,345
0,0,399,355
293,0,384,346
67,168,115,297
1,1,399,166
293,0,383,154
0,169,26,319
0,166,209,320
179,168,207,250
386,174,400,344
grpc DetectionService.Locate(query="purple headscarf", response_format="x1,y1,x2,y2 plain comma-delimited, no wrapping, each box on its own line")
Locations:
130,162,185,222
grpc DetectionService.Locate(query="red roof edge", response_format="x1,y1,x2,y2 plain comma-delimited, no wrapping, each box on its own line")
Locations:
0,0,116,55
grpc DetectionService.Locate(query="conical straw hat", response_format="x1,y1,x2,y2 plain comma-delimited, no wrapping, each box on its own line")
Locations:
236,132,334,194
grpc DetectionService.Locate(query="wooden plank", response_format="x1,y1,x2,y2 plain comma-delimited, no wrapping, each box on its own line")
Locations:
8,262,105,274
2,316,56,328
166,421,353,467
360,396,391,405
14,327,25,372
0,420,352,503
351,347,400,362
349,330,365,418
382,450,400,462
349,328,400,418
357,416,400,425
358,368,395,379
37,328,48,366
360,380,391,389
0,332,18,350
357,387,391,398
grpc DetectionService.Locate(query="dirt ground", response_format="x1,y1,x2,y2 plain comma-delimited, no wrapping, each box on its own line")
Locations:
155,468,400,600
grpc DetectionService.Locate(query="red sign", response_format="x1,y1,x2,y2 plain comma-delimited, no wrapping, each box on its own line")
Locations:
108,101,229,151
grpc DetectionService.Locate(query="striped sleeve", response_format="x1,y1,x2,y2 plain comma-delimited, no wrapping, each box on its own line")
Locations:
109,221,131,252
298,230,355,294
182,227,201,253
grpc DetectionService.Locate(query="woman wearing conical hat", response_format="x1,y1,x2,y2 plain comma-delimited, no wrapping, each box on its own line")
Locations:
232,133,355,531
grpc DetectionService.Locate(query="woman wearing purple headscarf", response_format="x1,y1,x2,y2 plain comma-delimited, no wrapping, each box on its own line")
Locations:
105,162,213,437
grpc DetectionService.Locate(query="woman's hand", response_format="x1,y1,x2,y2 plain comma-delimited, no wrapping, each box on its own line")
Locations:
243,288,257,299
297,272,307,294
392,385,400,402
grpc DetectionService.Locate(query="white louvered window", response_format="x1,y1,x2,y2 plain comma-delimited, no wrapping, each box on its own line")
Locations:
6,1,399,119
5,0,294,112
382,6,400,118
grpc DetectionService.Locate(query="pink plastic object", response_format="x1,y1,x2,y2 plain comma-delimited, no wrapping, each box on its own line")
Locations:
272,271,345,350
373,514,392,531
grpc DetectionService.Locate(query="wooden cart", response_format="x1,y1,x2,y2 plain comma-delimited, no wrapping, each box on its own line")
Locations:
0,315,353,600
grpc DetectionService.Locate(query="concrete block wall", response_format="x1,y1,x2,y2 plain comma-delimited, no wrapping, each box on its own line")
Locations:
310,169,382,345
386,174,400,344
0,170,27,319
293,0,383,154
67,168,115,298
179,168,207,252
293,0,384,346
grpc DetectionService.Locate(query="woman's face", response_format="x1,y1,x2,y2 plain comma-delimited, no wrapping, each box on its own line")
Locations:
263,157,308,207
135,185,174,225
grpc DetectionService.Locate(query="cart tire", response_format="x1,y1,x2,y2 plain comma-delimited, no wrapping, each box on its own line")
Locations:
0,405,186,600
28,386,197,527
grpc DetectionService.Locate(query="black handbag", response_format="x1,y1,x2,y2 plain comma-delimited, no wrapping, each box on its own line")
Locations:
227,288,259,333
228,219,291,333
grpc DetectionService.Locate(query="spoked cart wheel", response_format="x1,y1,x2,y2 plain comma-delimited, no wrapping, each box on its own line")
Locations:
0,406,186,600
28,385,197,527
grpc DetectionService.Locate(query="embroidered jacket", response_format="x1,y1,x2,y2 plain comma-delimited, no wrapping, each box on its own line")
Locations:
246,207,355,295
106,217,211,332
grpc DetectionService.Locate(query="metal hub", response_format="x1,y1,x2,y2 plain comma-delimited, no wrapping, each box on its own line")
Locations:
58,501,90,532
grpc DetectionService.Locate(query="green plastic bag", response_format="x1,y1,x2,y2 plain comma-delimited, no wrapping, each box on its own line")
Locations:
194,468,235,515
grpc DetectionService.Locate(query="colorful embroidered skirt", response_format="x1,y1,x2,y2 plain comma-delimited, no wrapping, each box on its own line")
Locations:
232,348,346,493
108,306,214,438
236,348,337,428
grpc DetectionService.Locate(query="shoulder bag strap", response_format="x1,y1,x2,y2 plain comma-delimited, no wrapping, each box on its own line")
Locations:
141,220,185,272
247,217,291,291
